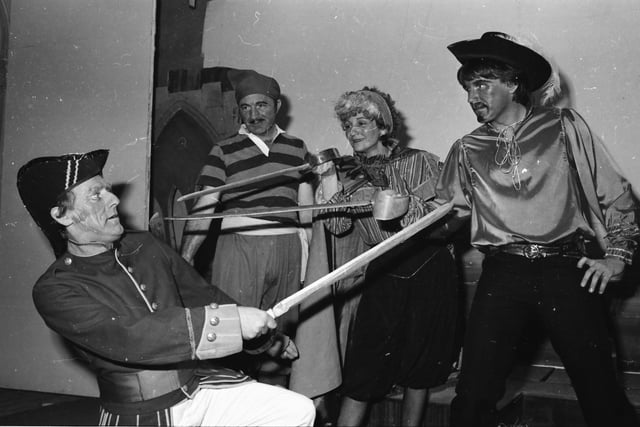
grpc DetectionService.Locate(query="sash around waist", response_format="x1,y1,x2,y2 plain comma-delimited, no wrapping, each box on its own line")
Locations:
220,216,300,235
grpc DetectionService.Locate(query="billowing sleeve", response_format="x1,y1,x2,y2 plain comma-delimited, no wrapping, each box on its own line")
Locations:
563,108,640,263
315,178,356,236
435,139,474,218
397,151,439,227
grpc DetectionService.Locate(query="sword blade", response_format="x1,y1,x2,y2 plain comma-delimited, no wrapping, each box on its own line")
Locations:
164,200,373,221
176,164,309,203
267,202,453,318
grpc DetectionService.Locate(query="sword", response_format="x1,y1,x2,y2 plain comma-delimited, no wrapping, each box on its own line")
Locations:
176,148,341,203
266,202,453,318
163,200,373,221
176,164,308,203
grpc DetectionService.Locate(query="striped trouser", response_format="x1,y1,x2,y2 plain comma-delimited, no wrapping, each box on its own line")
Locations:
98,381,315,426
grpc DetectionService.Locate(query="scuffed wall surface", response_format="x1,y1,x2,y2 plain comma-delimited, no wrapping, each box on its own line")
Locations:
201,0,640,193
201,0,640,369
0,1,155,395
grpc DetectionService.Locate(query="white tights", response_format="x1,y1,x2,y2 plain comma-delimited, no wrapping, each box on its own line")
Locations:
171,381,315,426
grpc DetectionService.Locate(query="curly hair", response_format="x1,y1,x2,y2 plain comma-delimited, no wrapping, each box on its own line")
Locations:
334,86,401,145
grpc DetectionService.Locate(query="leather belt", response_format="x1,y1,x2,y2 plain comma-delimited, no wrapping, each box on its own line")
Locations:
98,368,196,403
495,242,584,260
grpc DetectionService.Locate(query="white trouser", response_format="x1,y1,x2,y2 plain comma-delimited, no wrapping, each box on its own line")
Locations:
171,382,315,426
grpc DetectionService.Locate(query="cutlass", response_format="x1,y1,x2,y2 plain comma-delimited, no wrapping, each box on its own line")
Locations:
176,148,341,203
165,189,411,221
164,200,372,221
266,201,454,318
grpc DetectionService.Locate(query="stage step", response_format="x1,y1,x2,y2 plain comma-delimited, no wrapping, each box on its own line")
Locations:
366,367,640,427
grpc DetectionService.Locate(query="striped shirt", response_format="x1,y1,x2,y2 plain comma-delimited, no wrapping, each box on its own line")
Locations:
197,132,308,224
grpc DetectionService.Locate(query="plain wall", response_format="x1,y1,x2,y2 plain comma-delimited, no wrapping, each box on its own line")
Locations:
202,0,640,194
0,0,155,395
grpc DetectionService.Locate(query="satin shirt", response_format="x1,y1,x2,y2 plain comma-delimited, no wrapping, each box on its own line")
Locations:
437,107,638,262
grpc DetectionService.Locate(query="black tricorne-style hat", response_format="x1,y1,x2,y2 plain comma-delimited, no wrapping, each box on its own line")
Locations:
447,31,552,92
17,149,109,257
228,69,281,104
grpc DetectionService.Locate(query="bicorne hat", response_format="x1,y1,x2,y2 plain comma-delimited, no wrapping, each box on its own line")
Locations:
447,31,552,91
17,149,109,257
228,69,281,104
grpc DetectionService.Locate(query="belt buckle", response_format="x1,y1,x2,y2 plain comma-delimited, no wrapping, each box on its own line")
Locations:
523,244,541,259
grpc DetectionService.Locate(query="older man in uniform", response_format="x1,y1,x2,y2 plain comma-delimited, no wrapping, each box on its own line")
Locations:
17,149,315,426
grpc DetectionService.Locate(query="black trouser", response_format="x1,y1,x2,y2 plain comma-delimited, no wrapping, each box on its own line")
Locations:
450,252,638,427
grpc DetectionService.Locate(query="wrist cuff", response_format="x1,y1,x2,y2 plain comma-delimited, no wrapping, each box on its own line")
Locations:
195,303,243,360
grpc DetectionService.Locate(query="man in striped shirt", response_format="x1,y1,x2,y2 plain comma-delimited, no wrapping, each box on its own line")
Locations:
180,69,314,384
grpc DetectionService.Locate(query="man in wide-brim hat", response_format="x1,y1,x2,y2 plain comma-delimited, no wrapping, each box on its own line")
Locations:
17,149,315,426
448,31,551,92
436,31,640,426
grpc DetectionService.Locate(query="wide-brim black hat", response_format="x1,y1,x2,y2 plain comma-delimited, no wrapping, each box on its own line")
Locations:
447,31,552,91
17,149,109,257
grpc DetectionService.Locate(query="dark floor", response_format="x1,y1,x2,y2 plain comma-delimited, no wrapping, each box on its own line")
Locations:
0,388,99,426
368,365,640,427
1,366,640,426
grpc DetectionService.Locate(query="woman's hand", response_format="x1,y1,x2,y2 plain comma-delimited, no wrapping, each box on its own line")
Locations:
314,162,340,202
312,161,336,177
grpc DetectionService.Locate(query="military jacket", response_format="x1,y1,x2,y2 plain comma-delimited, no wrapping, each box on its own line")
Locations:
32,231,250,414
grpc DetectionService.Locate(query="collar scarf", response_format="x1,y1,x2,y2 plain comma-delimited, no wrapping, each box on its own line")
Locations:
338,139,408,187
238,124,285,156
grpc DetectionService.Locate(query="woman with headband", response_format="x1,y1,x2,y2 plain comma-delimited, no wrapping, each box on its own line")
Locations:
314,87,461,426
